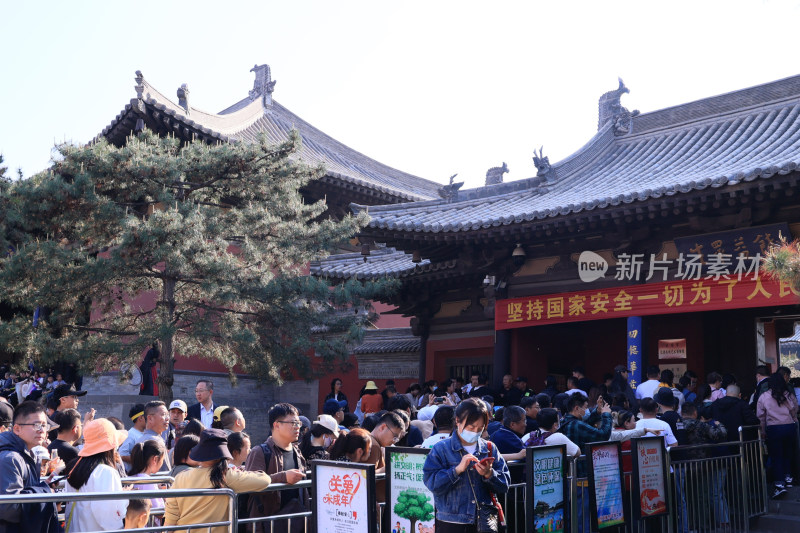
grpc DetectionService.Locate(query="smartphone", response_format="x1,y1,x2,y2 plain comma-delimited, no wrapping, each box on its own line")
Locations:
433,396,445,404
479,457,494,465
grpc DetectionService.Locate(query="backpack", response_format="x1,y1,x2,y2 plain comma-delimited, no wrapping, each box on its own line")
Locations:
525,430,554,447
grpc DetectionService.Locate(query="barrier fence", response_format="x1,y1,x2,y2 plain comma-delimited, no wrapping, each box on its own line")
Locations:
0,426,769,533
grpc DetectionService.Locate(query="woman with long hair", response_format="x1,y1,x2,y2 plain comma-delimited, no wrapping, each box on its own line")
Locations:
164,429,271,533
129,439,168,511
63,419,129,531
299,415,338,462
757,373,799,497
170,434,200,478
324,377,348,412
423,398,510,533
330,428,372,463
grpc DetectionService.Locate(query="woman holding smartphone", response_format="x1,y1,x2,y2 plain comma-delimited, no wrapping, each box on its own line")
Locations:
423,398,510,533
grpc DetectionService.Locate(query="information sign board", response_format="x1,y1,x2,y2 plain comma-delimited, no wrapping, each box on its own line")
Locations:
587,441,626,530
525,445,567,533
312,460,376,533
385,447,435,533
631,437,670,520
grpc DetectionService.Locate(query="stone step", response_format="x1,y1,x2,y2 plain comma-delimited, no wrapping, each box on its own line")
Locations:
768,487,800,516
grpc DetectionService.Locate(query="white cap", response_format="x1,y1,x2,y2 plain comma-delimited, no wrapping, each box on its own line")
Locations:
314,414,340,438
169,400,188,413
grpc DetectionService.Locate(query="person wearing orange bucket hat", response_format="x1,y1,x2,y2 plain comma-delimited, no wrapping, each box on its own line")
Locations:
63,418,129,532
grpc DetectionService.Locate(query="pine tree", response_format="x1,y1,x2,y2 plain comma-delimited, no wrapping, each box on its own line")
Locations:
0,131,395,402
762,237,800,294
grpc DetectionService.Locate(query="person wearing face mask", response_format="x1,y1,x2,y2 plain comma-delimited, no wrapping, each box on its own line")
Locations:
423,398,510,533
299,415,339,462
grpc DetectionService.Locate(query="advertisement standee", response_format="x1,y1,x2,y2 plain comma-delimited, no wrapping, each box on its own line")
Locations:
312,460,376,533
385,447,436,533
587,441,626,531
630,437,670,521
525,445,568,533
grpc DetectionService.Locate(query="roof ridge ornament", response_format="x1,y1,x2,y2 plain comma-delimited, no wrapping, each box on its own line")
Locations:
598,77,639,135
135,70,145,99
177,83,190,114
438,174,463,203
249,64,277,106
485,162,508,186
533,147,555,181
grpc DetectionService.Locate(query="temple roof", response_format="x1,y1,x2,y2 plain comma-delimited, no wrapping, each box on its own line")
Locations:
98,67,442,203
356,74,800,235
351,327,420,355
310,246,458,280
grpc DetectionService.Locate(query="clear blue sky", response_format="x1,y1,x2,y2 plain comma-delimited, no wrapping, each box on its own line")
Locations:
2,1,798,189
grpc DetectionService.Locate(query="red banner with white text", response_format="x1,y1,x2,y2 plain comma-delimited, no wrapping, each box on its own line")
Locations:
496,277,800,330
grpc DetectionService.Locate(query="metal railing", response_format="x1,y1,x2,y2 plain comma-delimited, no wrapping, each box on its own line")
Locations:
0,431,769,533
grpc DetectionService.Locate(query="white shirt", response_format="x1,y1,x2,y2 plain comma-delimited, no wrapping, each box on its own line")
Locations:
64,464,128,532
635,379,661,400
522,431,582,457
200,403,214,428
565,388,586,397
636,418,676,447
421,432,450,449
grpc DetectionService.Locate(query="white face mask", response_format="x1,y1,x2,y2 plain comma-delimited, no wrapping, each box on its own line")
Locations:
459,426,481,444
323,436,333,448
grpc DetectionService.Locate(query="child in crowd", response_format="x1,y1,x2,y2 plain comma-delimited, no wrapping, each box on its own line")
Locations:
124,498,152,529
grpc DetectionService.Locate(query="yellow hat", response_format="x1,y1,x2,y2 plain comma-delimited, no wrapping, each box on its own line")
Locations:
213,405,229,422
364,381,378,391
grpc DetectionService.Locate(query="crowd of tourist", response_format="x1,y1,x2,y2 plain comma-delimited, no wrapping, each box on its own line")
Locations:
0,361,797,532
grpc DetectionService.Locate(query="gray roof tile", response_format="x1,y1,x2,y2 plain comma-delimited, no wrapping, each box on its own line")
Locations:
351,328,420,355
359,74,800,234
98,72,442,202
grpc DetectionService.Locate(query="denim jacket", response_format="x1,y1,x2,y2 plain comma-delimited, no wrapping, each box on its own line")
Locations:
422,433,511,524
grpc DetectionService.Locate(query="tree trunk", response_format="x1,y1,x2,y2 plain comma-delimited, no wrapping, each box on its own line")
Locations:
158,273,176,404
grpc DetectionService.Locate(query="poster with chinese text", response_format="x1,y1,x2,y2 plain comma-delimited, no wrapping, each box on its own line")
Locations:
631,437,669,520
526,445,567,533
312,460,376,533
385,447,435,533
588,441,625,530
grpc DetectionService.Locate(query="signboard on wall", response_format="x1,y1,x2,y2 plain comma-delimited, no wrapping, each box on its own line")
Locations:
526,445,567,533
673,223,790,262
627,317,643,391
385,448,435,533
588,441,626,530
631,437,670,520
658,339,687,360
313,461,376,533
496,276,799,330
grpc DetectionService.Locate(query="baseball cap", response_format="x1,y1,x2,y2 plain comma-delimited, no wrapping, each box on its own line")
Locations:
52,384,87,402
314,414,340,438
514,376,528,383
168,400,187,413
323,399,346,416
614,364,627,373
655,387,675,407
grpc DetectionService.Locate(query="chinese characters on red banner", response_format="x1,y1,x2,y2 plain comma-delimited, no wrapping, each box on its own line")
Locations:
497,277,800,330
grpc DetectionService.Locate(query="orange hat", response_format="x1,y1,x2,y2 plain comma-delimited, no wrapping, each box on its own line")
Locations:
79,419,128,457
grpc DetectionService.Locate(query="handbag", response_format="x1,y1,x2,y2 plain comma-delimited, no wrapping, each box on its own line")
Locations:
461,442,506,533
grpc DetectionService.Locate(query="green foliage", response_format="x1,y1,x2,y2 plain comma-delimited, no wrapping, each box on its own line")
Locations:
0,131,396,400
394,489,434,528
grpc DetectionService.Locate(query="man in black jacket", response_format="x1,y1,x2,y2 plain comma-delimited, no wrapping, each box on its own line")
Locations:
0,401,61,533
711,384,759,441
